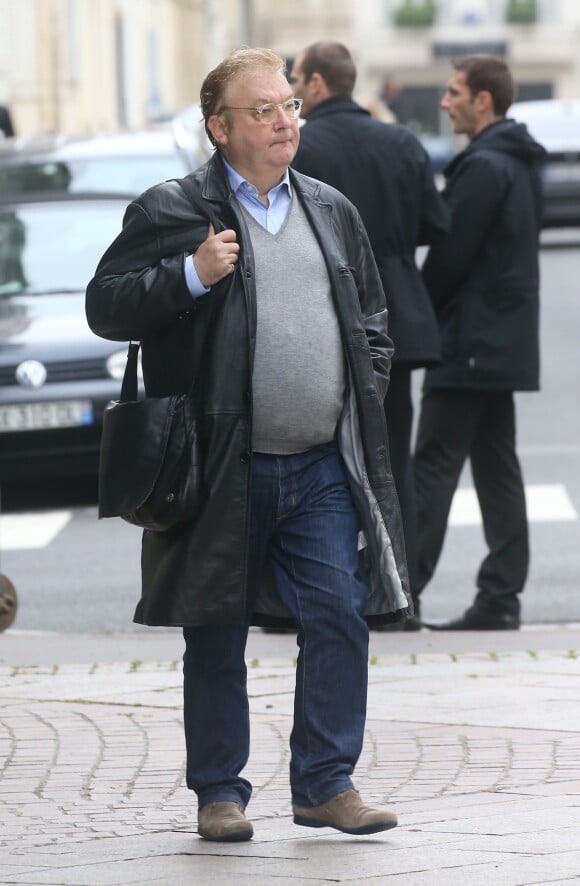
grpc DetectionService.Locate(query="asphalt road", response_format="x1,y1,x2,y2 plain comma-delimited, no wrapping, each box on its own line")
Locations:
1,231,579,633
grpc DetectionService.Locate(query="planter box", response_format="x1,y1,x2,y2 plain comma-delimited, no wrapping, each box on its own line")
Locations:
393,2,436,27
506,0,536,24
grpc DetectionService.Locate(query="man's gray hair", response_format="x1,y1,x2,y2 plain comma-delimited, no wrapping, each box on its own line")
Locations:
200,48,286,145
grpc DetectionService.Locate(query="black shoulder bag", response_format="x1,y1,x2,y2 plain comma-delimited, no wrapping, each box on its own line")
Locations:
98,342,204,532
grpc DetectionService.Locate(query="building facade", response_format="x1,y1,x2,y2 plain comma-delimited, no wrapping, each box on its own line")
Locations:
1,0,580,138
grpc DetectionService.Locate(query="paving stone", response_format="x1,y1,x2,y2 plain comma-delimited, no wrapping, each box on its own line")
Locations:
1,641,580,883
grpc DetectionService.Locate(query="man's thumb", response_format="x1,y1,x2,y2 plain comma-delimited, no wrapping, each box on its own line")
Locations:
207,222,215,238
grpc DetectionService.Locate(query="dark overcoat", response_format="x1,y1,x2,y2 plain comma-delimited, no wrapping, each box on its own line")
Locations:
86,153,411,628
292,97,450,367
422,119,546,391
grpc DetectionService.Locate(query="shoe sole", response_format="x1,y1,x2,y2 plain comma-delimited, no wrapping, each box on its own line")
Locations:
293,814,397,835
425,623,520,631
198,827,253,842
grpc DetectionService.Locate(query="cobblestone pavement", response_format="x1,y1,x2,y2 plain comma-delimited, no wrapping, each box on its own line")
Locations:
1,631,580,884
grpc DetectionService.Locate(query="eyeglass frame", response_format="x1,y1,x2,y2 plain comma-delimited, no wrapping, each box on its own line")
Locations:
217,98,303,124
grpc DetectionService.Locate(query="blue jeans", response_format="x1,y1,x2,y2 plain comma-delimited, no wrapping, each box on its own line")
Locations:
183,442,369,810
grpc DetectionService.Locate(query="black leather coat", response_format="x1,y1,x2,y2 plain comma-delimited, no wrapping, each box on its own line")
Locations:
86,153,411,627
293,97,450,367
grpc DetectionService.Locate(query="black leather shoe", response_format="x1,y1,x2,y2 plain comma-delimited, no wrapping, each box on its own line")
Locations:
260,626,295,634
402,596,422,631
371,622,405,632
425,608,520,631
403,614,422,631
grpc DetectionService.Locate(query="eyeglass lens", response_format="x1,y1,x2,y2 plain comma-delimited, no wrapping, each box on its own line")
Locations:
258,99,301,122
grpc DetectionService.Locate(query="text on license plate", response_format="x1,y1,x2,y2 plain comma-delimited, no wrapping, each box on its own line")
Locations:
0,400,94,432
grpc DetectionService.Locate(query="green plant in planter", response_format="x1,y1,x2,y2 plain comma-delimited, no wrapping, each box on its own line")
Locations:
394,0,437,27
506,0,536,24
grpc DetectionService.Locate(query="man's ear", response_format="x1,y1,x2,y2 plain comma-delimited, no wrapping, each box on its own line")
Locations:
474,89,493,114
207,114,228,147
310,71,331,101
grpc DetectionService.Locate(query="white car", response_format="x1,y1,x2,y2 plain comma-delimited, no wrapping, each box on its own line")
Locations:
0,108,212,197
510,99,580,228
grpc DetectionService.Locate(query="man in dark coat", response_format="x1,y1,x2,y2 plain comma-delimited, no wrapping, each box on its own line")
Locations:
416,55,546,631
290,42,449,625
86,49,410,843
0,105,15,138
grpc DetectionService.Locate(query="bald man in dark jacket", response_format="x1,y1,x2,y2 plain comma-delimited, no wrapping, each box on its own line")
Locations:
291,42,449,624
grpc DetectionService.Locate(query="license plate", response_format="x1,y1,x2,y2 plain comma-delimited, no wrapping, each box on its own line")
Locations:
0,400,94,432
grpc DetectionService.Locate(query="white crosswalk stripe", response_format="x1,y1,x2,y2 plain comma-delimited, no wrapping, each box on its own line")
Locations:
449,484,578,527
0,511,72,551
0,484,577,550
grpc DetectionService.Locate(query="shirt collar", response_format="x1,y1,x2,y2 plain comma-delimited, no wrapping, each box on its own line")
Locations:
222,157,291,200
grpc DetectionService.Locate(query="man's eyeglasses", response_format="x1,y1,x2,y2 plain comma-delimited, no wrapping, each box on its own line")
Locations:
219,98,303,124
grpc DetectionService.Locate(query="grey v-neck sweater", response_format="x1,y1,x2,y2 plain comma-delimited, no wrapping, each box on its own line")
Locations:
242,198,346,454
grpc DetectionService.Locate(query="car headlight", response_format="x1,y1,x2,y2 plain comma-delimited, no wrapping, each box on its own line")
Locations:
106,348,143,381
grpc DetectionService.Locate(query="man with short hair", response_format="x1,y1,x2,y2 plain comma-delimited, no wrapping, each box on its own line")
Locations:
415,55,546,631
291,41,449,627
87,48,410,843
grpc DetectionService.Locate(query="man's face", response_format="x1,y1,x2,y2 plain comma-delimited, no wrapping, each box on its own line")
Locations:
290,54,315,118
440,70,478,138
211,69,299,184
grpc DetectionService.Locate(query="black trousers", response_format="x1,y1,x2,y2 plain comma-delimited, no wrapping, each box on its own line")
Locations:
384,364,417,595
413,389,529,618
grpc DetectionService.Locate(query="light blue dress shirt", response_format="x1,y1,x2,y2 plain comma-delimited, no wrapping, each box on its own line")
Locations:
184,158,292,297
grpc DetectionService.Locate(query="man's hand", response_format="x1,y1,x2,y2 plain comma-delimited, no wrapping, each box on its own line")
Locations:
193,223,240,286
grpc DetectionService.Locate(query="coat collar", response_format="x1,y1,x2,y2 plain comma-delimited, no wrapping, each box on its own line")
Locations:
198,149,328,207
305,96,370,121
196,152,346,272
200,151,233,203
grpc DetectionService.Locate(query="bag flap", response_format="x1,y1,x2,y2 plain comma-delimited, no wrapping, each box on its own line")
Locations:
98,396,175,518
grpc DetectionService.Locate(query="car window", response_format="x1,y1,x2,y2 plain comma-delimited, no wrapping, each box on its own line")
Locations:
0,161,73,192
0,202,124,296
0,154,187,195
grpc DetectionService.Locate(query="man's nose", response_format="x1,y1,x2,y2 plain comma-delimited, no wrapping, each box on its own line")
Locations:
275,104,293,124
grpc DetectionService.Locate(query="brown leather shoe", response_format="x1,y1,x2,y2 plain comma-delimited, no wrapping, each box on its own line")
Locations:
293,789,397,835
198,801,253,842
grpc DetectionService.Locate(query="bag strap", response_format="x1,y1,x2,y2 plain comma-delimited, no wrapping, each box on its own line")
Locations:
174,174,226,234
117,176,226,405
119,342,140,403
175,174,228,393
